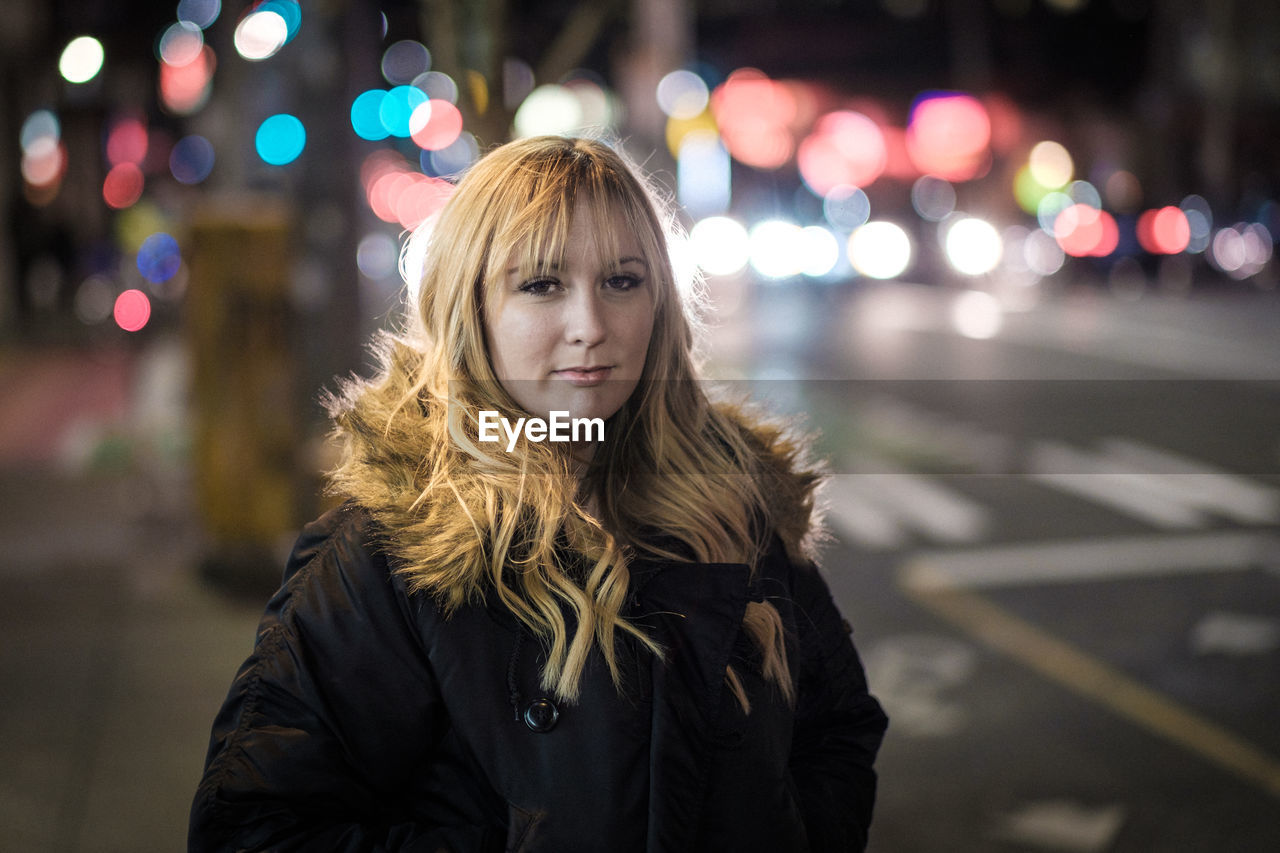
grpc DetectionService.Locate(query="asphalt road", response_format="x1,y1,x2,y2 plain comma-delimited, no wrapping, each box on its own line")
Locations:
713,279,1280,851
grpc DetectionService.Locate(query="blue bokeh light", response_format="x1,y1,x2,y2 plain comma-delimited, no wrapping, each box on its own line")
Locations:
259,0,302,42
255,114,306,165
379,85,427,138
177,0,222,29
170,135,215,184
351,90,390,140
137,232,182,283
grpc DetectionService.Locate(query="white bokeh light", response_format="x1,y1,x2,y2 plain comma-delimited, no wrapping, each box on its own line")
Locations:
513,85,583,137
689,216,750,277
234,11,288,61
848,221,912,280
944,217,1003,276
749,220,804,279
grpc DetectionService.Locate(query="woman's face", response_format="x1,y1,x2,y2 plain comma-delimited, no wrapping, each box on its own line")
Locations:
483,199,656,426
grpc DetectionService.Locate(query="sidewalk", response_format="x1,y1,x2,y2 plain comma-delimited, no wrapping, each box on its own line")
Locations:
0,337,264,852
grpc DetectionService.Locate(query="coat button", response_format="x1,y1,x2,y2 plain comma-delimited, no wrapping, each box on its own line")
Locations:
523,698,559,733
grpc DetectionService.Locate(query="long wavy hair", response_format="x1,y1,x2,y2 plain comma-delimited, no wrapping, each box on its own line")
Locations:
328,136,821,709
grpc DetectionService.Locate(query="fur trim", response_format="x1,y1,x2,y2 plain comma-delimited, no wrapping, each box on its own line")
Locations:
325,336,828,593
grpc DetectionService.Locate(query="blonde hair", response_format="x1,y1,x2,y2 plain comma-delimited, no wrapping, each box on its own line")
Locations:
329,136,822,710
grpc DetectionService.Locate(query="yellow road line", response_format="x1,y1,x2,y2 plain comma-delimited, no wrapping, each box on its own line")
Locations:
899,562,1280,800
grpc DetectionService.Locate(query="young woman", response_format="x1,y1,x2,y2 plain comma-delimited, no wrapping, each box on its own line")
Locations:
190,135,887,852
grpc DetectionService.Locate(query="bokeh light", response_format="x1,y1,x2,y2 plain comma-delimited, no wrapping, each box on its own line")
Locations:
137,233,182,283
1104,169,1142,212
798,226,840,277
74,274,116,325
158,21,205,67
911,175,957,221
1053,204,1118,257
944,216,1003,275
177,0,222,29
848,221,912,279
106,118,148,166
797,111,886,195
677,131,731,219
351,90,390,140
514,85,583,137
415,71,459,104
425,132,479,178
259,1,302,43
906,92,990,181
159,44,215,114
382,40,431,84
103,163,145,209
380,85,428,138
824,185,872,231
234,9,288,60
749,220,804,279
170,134,215,184
657,70,710,120
60,36,105,84
1209,223,1273,279
1023,228,1066,276
255,114,305,165
361,149,454,229
357,232,400,280
410,100,464,150
114,289,152,332
1137,206,1190,254
711,69,796,170
689,216,750,277
1028,140,1073,188
21,110,60,153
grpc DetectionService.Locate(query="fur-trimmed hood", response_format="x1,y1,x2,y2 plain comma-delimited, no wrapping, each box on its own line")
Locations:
325,336,829,596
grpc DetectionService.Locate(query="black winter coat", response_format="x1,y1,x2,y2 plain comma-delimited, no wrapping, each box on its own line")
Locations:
190,502,887,852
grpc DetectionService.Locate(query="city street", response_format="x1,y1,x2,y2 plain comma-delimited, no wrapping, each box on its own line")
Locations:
1,279,1279,851
712,279,1280,851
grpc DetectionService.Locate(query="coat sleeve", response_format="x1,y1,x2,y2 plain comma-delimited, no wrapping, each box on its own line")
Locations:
787,560,888,851
189,505,502,853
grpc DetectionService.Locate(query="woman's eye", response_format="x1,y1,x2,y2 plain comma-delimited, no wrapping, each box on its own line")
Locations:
518,278,559,295
605,274,642,291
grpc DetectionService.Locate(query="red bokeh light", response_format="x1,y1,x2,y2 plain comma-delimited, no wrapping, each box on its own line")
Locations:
113,289,151,332
410,100,464,151
711,69,797,170
103,163,145,209
106,118,149,167
906,93,991,182
1137,206,1191,254
1054,204,1118,258
797,111,886,195
159,45,215,114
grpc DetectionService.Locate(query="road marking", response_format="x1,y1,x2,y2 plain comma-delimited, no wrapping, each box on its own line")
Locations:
1191,611,1280,656
826,465,990,550
1028,441,1205,527
1099,438,1280,525
899,530,1273,591
862,634,978,737
991,800,1126,853
898,573,1280,800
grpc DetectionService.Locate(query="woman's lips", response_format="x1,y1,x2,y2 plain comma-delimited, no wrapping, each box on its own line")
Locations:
553,366,614,386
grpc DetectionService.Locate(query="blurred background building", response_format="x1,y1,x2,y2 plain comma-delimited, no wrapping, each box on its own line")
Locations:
2,1,1279,851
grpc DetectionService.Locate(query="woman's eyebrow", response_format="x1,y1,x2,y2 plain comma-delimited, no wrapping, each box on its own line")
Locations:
615,256,648,268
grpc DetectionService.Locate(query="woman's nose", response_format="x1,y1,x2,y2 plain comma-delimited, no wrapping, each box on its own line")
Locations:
565,287,607,346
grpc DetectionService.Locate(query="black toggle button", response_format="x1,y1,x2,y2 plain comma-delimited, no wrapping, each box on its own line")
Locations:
523,697,559,733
